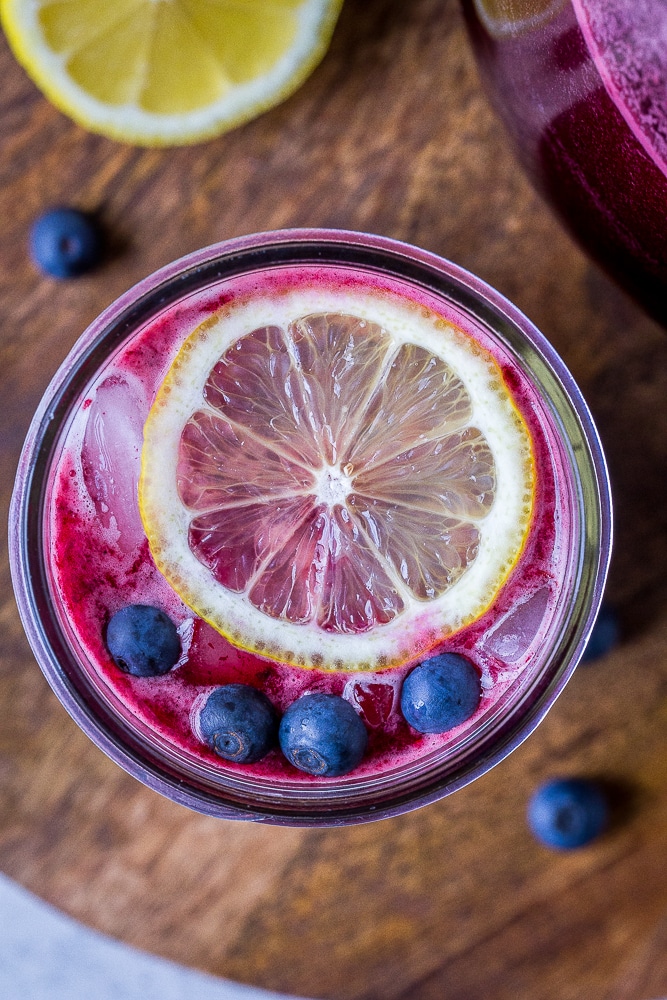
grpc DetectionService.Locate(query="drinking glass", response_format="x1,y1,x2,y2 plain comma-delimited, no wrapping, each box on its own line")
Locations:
9,229,612,825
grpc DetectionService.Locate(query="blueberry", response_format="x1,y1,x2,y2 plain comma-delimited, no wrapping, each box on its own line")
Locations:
279,693,368,777
581,604,619,663
198,684,278,764
527,778,609,849
30,207,102,278
400,652,481,733
106,604,180,677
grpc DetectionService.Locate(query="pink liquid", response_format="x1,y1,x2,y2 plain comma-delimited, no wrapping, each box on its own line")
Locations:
46,264,571,784
461,0,667,326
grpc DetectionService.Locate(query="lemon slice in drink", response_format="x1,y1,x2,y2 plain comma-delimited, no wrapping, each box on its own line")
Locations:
140,284,535,671
0,0,343,145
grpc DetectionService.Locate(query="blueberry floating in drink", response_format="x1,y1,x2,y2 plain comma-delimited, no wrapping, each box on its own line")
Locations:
279,693,368,777
400,653,481,733
29,207,102,278
198,684,278,764
106,604,181,677
527,778,609,849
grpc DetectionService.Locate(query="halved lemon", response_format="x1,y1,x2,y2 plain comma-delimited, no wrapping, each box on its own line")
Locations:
139,283,535,671
0,0,343,145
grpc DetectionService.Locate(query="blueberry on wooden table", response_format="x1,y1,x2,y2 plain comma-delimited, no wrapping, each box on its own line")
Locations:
279,693,368,777
400,652,481,733
29,207,102,278
198,684,278,764
527,778,609,849
106,605,181,677
581,603,620,663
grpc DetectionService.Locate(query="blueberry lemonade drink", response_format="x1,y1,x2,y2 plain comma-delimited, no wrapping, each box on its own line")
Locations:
461,0,667,326
10,230,611,824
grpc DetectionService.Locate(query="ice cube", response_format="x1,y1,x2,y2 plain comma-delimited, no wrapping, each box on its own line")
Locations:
81,375,147,553
343,676,398,728
481,587,551,663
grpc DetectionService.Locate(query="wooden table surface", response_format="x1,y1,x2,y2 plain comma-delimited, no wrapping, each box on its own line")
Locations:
2,2,667,998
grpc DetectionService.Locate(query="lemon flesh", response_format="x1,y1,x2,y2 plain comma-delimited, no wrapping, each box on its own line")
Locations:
140,285,535,672
1,0,343,144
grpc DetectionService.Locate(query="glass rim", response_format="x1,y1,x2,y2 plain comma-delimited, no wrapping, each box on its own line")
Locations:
9,227,613,825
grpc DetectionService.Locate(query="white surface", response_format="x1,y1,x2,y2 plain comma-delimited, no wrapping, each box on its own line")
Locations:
0,872,305,1000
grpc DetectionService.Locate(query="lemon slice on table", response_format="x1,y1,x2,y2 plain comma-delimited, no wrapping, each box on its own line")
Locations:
473,0,566,38
0,0,343,145
139,285,535,671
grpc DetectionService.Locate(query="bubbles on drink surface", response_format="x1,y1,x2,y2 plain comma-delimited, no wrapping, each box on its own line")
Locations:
575,0,667,170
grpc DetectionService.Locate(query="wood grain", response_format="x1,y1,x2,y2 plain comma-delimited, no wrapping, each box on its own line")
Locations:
1,1,666,998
